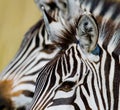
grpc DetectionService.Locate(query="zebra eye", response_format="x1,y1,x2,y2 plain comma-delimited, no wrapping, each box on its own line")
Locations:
43,44,56,53
59,81,76,92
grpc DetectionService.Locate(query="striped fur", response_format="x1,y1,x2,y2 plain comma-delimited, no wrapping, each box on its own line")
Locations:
0,0,120,109
0,12,61,109
28,2,120,110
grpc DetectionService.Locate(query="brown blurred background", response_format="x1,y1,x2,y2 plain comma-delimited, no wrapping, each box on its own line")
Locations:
0,0,41,72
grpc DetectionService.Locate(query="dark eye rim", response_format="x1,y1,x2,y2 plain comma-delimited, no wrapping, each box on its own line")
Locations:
44,44,56,50
42,44,56,53
59,81,76,92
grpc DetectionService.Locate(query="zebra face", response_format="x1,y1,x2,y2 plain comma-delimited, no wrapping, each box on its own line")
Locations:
35,0,81,21
0,16,61,109
28,12,102,110
28,44,100,110
0,1,65,109
29,0,120,110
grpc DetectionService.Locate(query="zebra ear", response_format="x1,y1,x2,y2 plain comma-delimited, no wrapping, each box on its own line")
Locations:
41,6,56,41
41,6,64,43
77,14,98,53
55,0,81,20
67,0,81,19
55,0,68,18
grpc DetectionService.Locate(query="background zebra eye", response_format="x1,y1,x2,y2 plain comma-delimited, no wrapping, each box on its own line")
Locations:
59,81,76,92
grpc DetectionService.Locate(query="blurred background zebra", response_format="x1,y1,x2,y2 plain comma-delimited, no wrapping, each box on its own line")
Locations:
28,0,120,110
0,1,63,109
0,0,40,72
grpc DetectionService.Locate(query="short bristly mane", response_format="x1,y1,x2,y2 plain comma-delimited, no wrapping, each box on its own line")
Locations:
53,22,77,48
52,13,120,56
98,17,120,56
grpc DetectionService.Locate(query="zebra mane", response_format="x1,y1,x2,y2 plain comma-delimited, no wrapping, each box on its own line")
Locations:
98,18,120,55
80,0,120,24
51,14,120,56
51,21,77,48
79,0,120,55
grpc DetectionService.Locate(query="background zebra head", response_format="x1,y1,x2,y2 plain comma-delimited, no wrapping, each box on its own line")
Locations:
0,0,75,109
0,4,62,110
28,5,120,110
34,0,81,21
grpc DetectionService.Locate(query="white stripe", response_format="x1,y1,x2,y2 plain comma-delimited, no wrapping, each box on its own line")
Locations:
12,83,35,93
109,56,115,110
114,14,120,26
75,87,86,110
100,49,109,109
108,29,120,53
118,86,120,110
103,5,116,22
85,1,92,12
93,1,104,16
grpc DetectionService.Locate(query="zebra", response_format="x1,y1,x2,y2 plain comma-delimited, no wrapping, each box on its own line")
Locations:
27,2,120,110
0,0,74,109
0,0,120,110
34,0,80,21
0,4,62,110
40,0,120,21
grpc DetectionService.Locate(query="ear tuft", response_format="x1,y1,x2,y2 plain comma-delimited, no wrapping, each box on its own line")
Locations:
77,14,98,53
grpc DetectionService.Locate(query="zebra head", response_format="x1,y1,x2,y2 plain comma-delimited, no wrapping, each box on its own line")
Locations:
34,0,82,21
0,7,62,110
28,4,120,109
28,10,110,110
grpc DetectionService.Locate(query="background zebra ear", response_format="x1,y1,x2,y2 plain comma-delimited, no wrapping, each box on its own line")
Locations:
55,0,68,18
55,0,80,20
77,14,99,53
41,6,56,42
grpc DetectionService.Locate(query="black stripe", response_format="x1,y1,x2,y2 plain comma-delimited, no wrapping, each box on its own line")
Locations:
90,0,100,13
80,87,92,110
112,53,120,109
71,47,78,77
91,71,100,110
35,34,40,48
104,52,111,109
